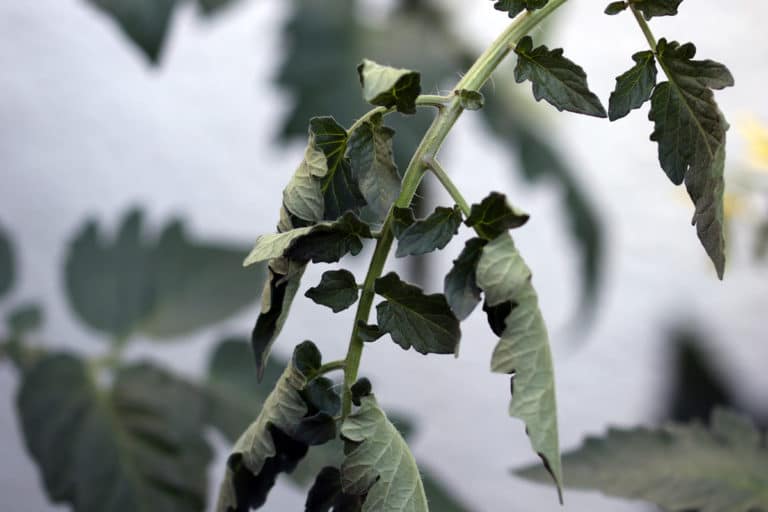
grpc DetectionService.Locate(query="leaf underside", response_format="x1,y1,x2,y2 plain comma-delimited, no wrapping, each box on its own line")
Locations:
357,59,422,114
476,234,562,498
17,353,212,512
517,409,768,512
341,395,429,512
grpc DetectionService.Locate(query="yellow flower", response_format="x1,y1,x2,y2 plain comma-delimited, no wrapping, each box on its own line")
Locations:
739,116,768,171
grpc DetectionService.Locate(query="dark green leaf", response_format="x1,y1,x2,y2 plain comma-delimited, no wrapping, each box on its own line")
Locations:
514,36,607,118
348,115,401,224
311,117,367,221
456,89,485,111
245,213,373,267
476,234,562,498
491,0,550,18
444,238,487,321
350,377,372,406
17,353,212,511
516,409,768,512
395,205,462,257
306,270,359,313
0,223,13,299
465,192,529,240
374,272,460,355
65,209,262,340
357,59,421,114
608,50,657,121
631,0,683,19
251,261,306,381
604,1,628,14
650,39,734,278
216,341,323,512
6,304,43,336
391,207,416,238
356,322,386,342
306,467,363,512
85,0,175,63
341,395,429,511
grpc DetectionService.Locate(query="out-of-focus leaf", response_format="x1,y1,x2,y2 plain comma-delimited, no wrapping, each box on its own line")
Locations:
0,223,13,299
476,234,562,499
16,353,212,511
374,272,460,355
305,270,359,313
341,395,428,511
490,0,549,19
420,467,473,512
6,304,43,337
516,409,768,512
64,209,263,341
514,36,607,118
604,1,628,15
84,0,242,63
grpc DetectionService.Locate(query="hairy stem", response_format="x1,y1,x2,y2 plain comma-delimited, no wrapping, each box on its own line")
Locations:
341,0,569,417
315,359,347,376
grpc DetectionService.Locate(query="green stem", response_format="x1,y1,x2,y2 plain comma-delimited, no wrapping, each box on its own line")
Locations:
316,359,347,376
415,94,453,108
630,5,657,51
340,0,569,417
346,106,390,135
423,156,471,216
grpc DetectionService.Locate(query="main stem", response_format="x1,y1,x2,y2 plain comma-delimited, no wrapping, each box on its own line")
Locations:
341,0,569,417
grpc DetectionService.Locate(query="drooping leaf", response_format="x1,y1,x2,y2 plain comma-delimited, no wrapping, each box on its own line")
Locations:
17,353,212,511
245,213,373,267
84,0,176,62
283,138,328,226
0,223,13,299
357,59,421,114
341,395,429,512
311,117,367,221
516,409,768,512
306,467,364,512
514,36,607,118
465,192,529,241
490,0,550,19
64,210,263,341
251,261,306,381
347,115,401,224
631,0,684,20
475,234,562,498
374,272,460,355
444,238,487,321
650,39,734,278
306,270,359,313
395,205,463,258
608,50,657,121
456,89,485,111
216,341,324,512
604,1,628,15
6,304,43,337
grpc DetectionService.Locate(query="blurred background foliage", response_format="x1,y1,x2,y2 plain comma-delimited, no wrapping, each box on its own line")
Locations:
2,0,768,511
